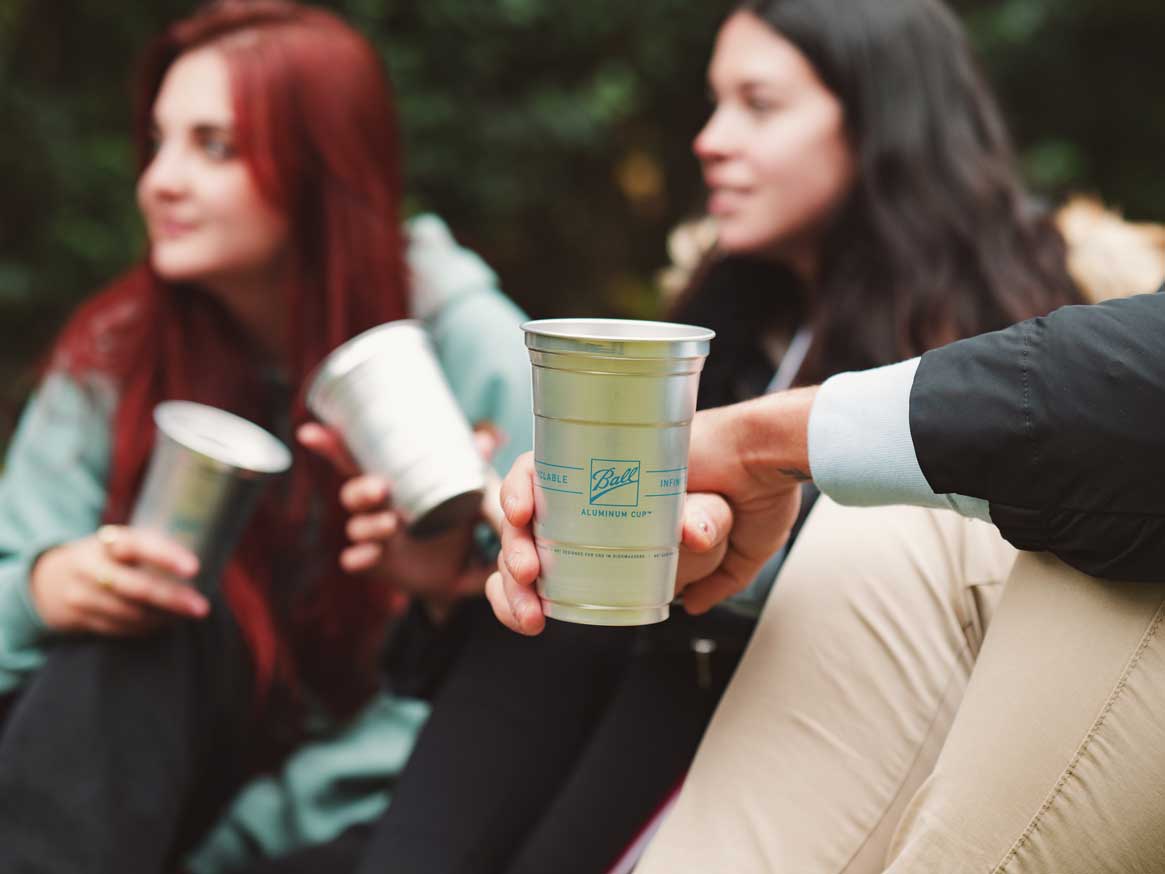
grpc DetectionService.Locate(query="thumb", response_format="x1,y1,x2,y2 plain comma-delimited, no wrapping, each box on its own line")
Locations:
297,422,361,478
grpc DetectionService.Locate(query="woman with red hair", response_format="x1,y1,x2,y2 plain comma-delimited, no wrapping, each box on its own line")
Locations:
0,2,533,870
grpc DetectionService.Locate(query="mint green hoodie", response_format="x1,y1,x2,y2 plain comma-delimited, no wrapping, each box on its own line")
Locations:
0,216,532,872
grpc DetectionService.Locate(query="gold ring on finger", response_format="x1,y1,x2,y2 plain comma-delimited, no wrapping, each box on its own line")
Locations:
95,573,116,591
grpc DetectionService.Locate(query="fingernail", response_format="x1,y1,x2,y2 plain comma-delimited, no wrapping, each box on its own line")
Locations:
515,599,533,630
696,513,714,542
503,495,519,519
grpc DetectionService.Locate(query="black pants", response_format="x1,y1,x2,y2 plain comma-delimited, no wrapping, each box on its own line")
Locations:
0,593,254,874
509,609,751,874
249,603,750,874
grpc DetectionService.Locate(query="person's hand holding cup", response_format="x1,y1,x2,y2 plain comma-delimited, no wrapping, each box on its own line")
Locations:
299,420,504,619
485,452,741,635
486,388,817,635
29,525,206,636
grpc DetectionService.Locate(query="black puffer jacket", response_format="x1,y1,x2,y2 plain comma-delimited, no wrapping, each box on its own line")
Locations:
911,285,1165,580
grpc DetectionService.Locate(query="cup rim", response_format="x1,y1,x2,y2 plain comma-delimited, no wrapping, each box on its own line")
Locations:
154,401,292,475
306,319,426,417
522,318,714,344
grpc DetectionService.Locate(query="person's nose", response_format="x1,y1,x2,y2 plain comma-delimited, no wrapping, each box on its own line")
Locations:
139,140,190,202
693,105,734,165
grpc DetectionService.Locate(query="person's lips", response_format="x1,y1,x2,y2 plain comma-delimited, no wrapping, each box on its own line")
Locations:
151,216,199,240
707,187,749,216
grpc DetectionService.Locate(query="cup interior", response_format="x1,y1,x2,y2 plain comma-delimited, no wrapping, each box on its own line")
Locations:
154,402,292,475
306,320,425,417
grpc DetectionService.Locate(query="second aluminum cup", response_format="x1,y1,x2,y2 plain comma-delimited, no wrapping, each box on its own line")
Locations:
524,318,714,626
131,401,292,590
306,320,486,536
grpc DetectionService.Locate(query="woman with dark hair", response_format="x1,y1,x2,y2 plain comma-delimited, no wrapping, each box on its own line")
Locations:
674,0,1079,404
606,0,1082,866
0,2,537,872
481,0,1095,872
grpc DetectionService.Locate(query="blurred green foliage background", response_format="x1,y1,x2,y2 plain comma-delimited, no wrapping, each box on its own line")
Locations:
1,0,1164,441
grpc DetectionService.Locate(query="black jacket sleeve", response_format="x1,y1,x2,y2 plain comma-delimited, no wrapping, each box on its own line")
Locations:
910,288,1165,581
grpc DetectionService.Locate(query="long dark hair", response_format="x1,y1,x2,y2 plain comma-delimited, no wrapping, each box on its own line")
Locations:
672,0,1082,407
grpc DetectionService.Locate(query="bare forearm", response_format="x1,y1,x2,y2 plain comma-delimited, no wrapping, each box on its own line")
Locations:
708,386,818,492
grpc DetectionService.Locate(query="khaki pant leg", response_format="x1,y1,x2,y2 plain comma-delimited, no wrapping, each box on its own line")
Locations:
637,498,1015,874
885,552,1165,874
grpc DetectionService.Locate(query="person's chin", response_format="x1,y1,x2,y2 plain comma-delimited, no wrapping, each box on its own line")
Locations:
716,226,768,255
149,250,210,283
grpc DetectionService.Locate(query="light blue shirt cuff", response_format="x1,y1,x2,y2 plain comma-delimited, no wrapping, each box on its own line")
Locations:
0,554,48,652
807,358,990,522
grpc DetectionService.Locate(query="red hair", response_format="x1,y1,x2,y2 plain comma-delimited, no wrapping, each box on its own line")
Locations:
51,0,409,723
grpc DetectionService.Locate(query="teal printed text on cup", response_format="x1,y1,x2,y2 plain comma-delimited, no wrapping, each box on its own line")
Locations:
542,455,688,521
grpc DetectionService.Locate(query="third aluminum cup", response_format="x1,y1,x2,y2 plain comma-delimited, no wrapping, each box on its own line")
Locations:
131,401,292,590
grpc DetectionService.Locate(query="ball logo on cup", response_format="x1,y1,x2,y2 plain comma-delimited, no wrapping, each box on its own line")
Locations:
589,459,641,506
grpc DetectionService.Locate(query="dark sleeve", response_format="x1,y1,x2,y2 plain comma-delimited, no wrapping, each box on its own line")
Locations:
910,288,1165,581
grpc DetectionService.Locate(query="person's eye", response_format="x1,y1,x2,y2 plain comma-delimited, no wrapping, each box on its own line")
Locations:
201,134,237,161
745,95,779,116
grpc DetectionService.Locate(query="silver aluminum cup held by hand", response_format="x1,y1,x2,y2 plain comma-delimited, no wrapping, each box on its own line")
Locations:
306,320,487,537
523,318,714,626
130,402,292,591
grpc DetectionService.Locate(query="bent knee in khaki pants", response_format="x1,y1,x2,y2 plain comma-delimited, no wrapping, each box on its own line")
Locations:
636,498,1165,874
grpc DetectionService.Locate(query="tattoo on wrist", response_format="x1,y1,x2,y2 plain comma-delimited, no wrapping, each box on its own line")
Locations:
778,467,812,482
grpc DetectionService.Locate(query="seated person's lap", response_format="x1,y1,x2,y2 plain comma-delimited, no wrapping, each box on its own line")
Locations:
640,500,1165,873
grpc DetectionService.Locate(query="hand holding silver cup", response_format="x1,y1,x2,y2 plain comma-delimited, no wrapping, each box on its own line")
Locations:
299,417,505,620
487,387,813,635
306,320,488,538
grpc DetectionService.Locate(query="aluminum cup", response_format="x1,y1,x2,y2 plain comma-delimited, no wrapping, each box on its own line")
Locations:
306,320,486,537
130,402,292,591
523,318,714,626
